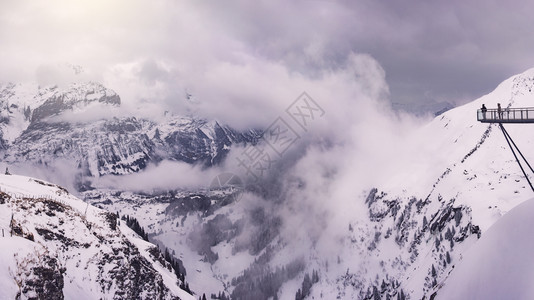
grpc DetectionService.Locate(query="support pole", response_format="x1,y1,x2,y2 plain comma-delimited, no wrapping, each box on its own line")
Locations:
500,124,534,174
499,123,534,192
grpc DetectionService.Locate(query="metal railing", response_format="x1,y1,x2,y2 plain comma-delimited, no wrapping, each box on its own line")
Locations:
477,107,534,123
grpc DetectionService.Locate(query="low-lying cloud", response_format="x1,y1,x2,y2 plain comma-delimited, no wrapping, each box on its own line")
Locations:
91,160,224,192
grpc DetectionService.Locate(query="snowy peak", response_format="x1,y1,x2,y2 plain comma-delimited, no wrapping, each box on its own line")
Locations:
0,81,261,188
0,82,120,112
0,82,120,143
0,174,195,300
30,82,120,122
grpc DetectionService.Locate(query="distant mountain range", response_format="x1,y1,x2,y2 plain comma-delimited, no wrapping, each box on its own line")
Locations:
391,100,455,116
0,82,260,191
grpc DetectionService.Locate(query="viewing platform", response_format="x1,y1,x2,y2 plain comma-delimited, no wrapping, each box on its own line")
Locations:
477,107,534,123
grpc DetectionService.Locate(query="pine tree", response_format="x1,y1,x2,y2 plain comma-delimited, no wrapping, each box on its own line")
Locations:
165,248,171,263
24,106,31,120
455,210,462,226
445,228,452,240
399,289,406,300
302,273,312,296
312,269,319,283
10,213,14,236
373,286,380,300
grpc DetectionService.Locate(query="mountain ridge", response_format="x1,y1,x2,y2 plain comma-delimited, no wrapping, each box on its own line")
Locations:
0,173,196,300
0,82,261,190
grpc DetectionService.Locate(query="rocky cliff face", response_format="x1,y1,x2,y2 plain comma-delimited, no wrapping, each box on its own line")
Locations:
0,82,260,190
29,82,121,122
0,174,195,300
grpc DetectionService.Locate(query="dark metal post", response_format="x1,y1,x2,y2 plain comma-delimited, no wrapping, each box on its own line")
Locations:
501,124,534,174
499,123,534,192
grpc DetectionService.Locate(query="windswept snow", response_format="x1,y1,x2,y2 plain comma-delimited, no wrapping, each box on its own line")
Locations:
437,199,534,300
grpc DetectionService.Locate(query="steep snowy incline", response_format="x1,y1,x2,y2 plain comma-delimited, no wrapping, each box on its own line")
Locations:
0,174,195,300
337,67,534,299
375,67,534,225
397,67,534,230
437,198,534,300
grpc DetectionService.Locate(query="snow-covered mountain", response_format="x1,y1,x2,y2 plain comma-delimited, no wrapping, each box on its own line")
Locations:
311,68,534,299
0,82,120,142
0,82,260,190
0,174,195,300
2,67,534,300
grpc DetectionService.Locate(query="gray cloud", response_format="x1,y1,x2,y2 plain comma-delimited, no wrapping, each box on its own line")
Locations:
2,0,534,115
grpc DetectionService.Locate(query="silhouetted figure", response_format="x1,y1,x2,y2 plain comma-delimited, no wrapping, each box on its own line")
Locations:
4,167,10,175
481,104,487,119
497,103,503,119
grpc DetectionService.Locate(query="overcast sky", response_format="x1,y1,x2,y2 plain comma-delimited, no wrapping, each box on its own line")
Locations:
1,0,534,115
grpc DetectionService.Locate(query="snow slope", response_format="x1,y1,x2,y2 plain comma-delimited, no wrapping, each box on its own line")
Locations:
0,174,195,300
333,67,534,299
437,198,534,300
